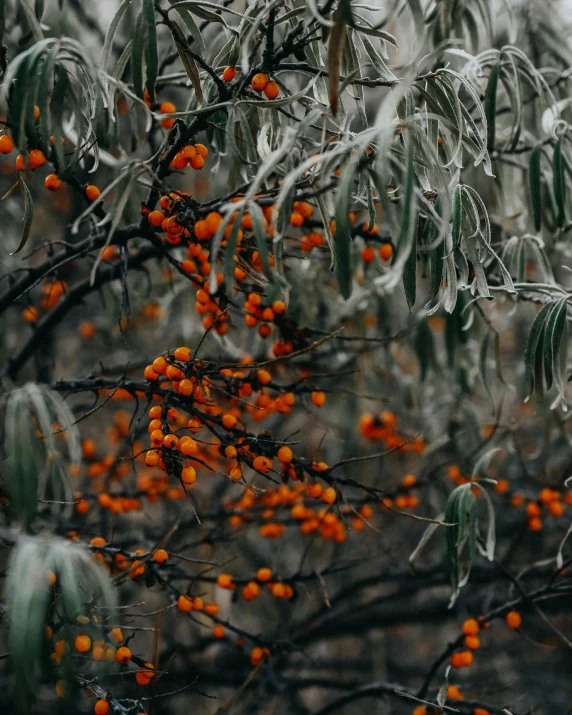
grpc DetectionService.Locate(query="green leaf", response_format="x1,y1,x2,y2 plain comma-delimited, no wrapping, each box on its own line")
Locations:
524,301,553,397
334,157,357,299
142,0,158,103
553,137,566,227
403,213,418,310
101,0,133,71
529,144,543,232
327,8,347,116
543,298,567,391
131,11,146,100
170,19,203,104
479,331,495,414
484,63,499,153
8,174,34,255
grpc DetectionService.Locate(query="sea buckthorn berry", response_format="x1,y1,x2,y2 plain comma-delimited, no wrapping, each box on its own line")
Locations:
379,243,393,261
190,153,205,169
205,602,220,615
109,627,123,643
222,66,237,82
257,369,272,385
23,306,38,322
256,567,272,582
217,573,234,589
465,635,480,649
150,429,164,446
474,709,490,715
205,211,223,234
195,143,209,158
116,646,132,664
225,445,237,459
148,210,165,226
44,173,61,191
181,145,196,160
290,211,304,226
86,185,101,201
251,73,269,91
272,300,286,314
311,391,326,406
462,618,479,636
264,81,279,99
28,149,46,169
15,154,26,171
171,152,187,170
153,548,169,563
145,450,160,467
506,610,521,628
253,455,272,473
322,487,336,504
180,437,198,456
177,595,193,612
412,708,427,715
179,379,193,396
212,625,225,638
181,466,197,485
362,245,375,263
194,219,210,240
222,413,237,429
163,433,179,449
250,646,269,665
94,699,110,715
0,134,14,153
277,446,293,463
75,634,91,653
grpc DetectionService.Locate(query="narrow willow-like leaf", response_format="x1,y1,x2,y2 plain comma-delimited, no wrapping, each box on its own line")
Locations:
543,298,567,391
479,331,495,413
327,8,347,116
142,0,158,103
524,301,553,397
553,137,566,227
529,144,543,232
334,157,356,299
484,63,499,153
9,174,34,255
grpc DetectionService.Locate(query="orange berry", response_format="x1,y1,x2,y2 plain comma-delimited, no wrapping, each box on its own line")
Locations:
322,487,336,504
190,153,205,169
0,134,14,153
177,595,193,612
116,646,132,664
256,567,272,582
148,210,165,226
311,391,326,406
28,149,46,169
152,548,169,563
506,610,521,628
290,211,304,226
217,573,234,589
222,413,238,429
212,625,225,638
74,634,91,653
277,446,293,463
222,66,237,82
94,699,110,715
86,185,101,201
181,466,197,485
44,173,61,191
195,143,209,158
15,154,26,171
362,245,375,263
462,618,479,636
379,243,393,261
465,635,480,649
251,73,269,91
264,81,279,99
253,455,272,473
